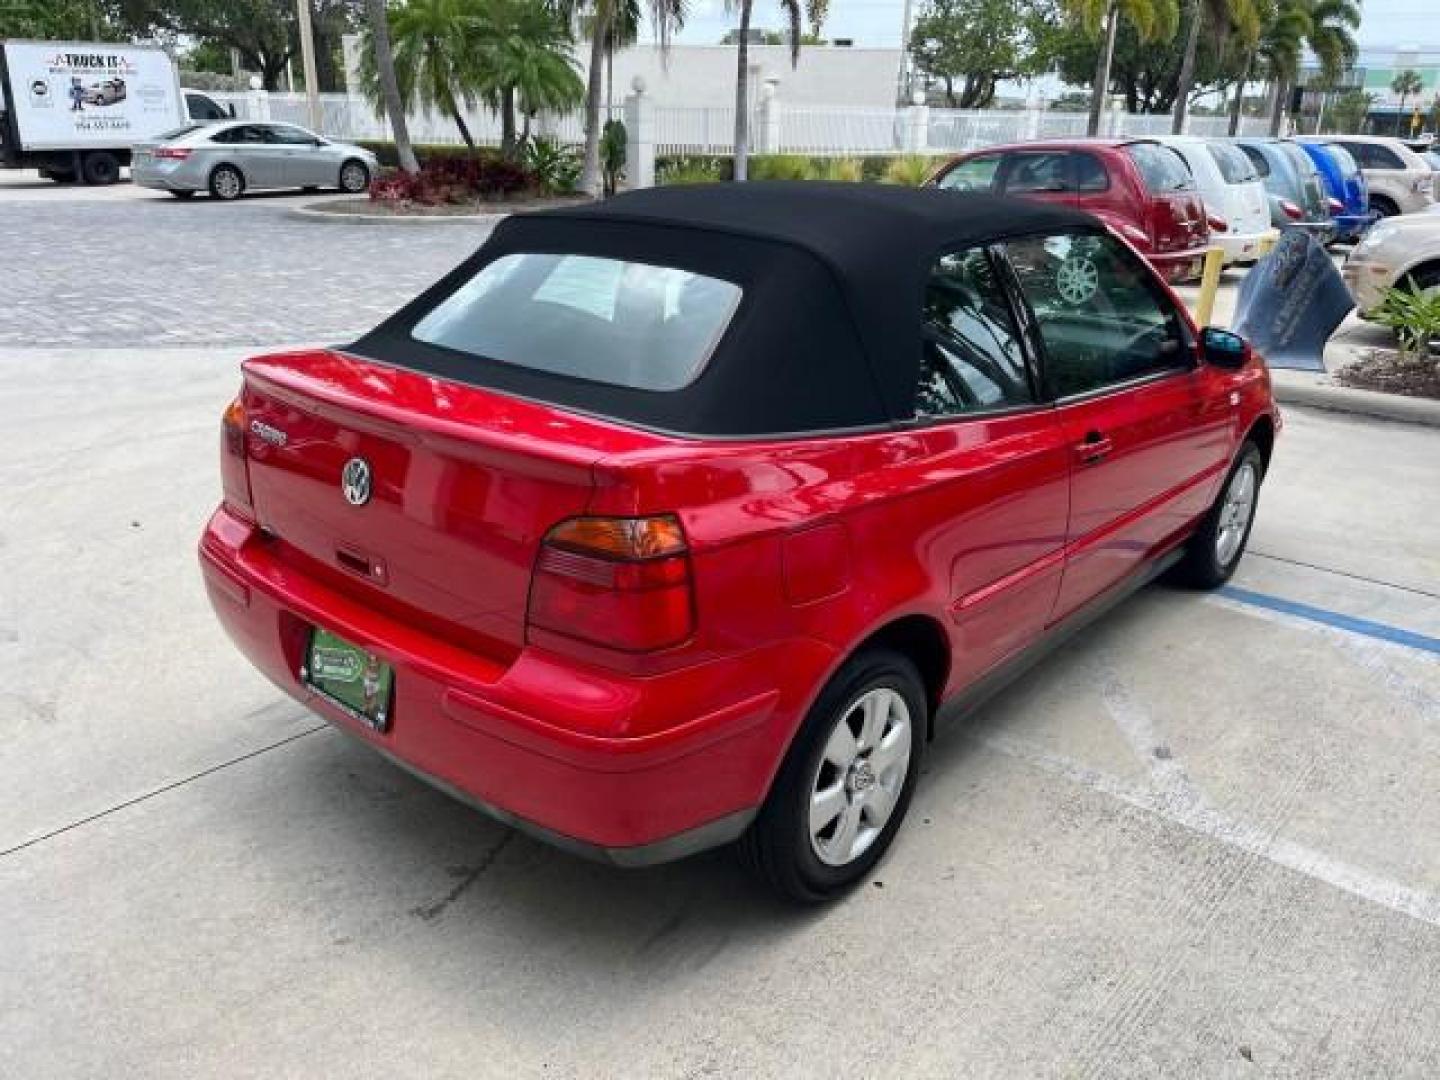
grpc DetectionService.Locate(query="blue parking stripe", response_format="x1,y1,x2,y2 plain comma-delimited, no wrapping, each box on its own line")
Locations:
1220,586,1440,656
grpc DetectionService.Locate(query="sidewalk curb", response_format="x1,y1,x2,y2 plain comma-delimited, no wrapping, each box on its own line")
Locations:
1271,372,1440,428
288,200,509,224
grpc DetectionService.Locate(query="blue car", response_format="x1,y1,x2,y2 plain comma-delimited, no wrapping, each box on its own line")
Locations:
1297,140,1374,243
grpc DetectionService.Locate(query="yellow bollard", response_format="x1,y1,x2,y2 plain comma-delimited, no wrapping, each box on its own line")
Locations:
1256,231,1278,258
1193,245,1227,328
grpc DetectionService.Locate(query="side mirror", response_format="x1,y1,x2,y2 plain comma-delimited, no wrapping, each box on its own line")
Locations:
1201,326,1251,369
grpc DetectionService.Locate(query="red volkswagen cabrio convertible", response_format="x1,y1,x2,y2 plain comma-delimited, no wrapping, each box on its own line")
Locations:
200,184,1278,900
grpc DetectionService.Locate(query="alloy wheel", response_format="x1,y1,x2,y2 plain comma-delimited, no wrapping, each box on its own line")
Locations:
808,687,912,867
1216,461,1257,567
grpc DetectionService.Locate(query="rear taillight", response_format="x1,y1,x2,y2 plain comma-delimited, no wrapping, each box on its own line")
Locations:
527,515,695,653
220,396,254,519
1326,197,1344,215
1280,199,1304,220
1207,212,1228,233
154,147,192,160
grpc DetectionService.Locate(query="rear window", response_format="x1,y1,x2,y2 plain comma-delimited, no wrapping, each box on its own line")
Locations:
1324,144,1361,178
1238,144,1271,178
411,253,743,392
1125,143,1194,192
1207,142,1258,184
1278,142,1319,178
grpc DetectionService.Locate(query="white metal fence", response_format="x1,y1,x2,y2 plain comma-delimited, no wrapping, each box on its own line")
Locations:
209,90,1273,159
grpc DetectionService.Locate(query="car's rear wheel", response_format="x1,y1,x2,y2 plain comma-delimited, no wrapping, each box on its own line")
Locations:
81,151,121,186
209,165,245,201
338,159,370,194
1402,265,1440,298
1173,441,1264,589
738,648,926,902
1370,194,1398,219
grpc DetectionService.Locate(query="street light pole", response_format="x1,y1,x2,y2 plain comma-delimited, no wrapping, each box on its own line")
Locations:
896,0,914,105
296,0,323,133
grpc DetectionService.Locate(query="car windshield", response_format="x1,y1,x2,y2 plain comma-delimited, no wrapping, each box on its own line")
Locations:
412,253,743,392
1126,143,1195,192
1207,142,1258,184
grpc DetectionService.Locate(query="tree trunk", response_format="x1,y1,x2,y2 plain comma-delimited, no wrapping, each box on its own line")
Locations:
579,1,609,196
501,85,518,159
1228,54,1251,135
1396,93,1407,136
1171,1,1201,132
449,96,475,150
1086,0,1119,138
1268,76,1287,136
733,1,754,181
365,0,418,174
944,76,955,108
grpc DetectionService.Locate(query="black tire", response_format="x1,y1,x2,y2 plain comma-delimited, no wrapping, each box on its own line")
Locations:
169,190,196,200
81,151,121,185
208,164,245,201
1370,195,1399,219
1172,441,1264,589
737,648,927,903
338,159,370,194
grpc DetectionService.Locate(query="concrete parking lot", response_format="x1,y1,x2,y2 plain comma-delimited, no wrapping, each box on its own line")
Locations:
2,176,1439,1079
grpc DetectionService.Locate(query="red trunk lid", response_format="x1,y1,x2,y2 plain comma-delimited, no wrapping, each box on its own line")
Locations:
1145,191,1208,253
238,349,664,661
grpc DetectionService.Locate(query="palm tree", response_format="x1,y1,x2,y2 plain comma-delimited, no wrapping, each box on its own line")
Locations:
1391,69,1424,136
475,0,585,158
364,0,419,173
1228,0,1305,135
568,0,687,197
1267,0,1358,134
726,1,828,181
384,0,488,149
1172,0,1260,134
1061,0,1179,137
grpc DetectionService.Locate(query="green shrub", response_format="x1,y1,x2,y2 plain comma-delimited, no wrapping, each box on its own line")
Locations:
355,141,492,169
660,156,725,185
523,136,581,195
1373,280,1440,359
882,155,939,187
747,154,814,181
812,157,864,182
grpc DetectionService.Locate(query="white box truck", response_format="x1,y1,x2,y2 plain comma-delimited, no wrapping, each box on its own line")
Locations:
0,39,231,185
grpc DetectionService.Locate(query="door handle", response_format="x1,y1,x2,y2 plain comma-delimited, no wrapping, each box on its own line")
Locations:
1076,430,1112,464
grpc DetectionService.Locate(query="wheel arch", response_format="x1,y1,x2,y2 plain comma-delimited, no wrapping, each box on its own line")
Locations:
1244,413,1276,476
1401,258,1440,290
848,613,952,734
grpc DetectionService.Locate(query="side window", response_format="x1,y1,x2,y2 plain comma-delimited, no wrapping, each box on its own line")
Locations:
269,125,318,145
1074,152,1109,193
1370,145,1403,169
937,155,1001,192
1004,232,1188,399
917,248,1034,417
1238,144,1270,178
1002,152,1071,194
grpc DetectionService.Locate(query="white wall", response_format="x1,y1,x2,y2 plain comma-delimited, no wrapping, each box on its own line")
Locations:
342,37,903,109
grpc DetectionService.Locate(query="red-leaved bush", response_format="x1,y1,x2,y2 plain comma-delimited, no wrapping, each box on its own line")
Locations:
370,156,535,206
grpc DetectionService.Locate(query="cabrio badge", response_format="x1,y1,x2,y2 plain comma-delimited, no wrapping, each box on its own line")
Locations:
341,457,372,506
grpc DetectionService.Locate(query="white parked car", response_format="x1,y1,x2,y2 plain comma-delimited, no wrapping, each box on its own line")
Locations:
1310,135,1438,218
1158,136,1276,264
1341,212,1440,315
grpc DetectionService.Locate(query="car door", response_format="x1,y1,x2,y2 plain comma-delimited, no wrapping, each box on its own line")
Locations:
1002,230,1233,623
910,246,1072,685
268,123,331,186
227,124,286,188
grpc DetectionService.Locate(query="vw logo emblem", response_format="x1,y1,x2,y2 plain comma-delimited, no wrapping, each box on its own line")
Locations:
341,457,372,506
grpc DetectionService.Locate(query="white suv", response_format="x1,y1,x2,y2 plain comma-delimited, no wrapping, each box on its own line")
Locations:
1316,135,1437,217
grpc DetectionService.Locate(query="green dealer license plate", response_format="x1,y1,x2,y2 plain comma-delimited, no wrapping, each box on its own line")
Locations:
304,628,394,732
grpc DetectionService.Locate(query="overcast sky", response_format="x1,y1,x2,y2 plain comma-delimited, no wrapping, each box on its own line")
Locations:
662,0,1437,52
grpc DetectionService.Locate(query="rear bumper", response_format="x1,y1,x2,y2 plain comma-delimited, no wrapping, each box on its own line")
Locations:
1329,212,1376,242
1148,246,1211,282
1280,219,1337,243
198,507,817,864
1216,228,1280,265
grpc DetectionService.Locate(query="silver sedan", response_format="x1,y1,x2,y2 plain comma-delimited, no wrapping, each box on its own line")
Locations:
132,120,379,201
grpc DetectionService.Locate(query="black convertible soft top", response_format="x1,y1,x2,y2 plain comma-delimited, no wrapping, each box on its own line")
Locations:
350,183,1101,437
